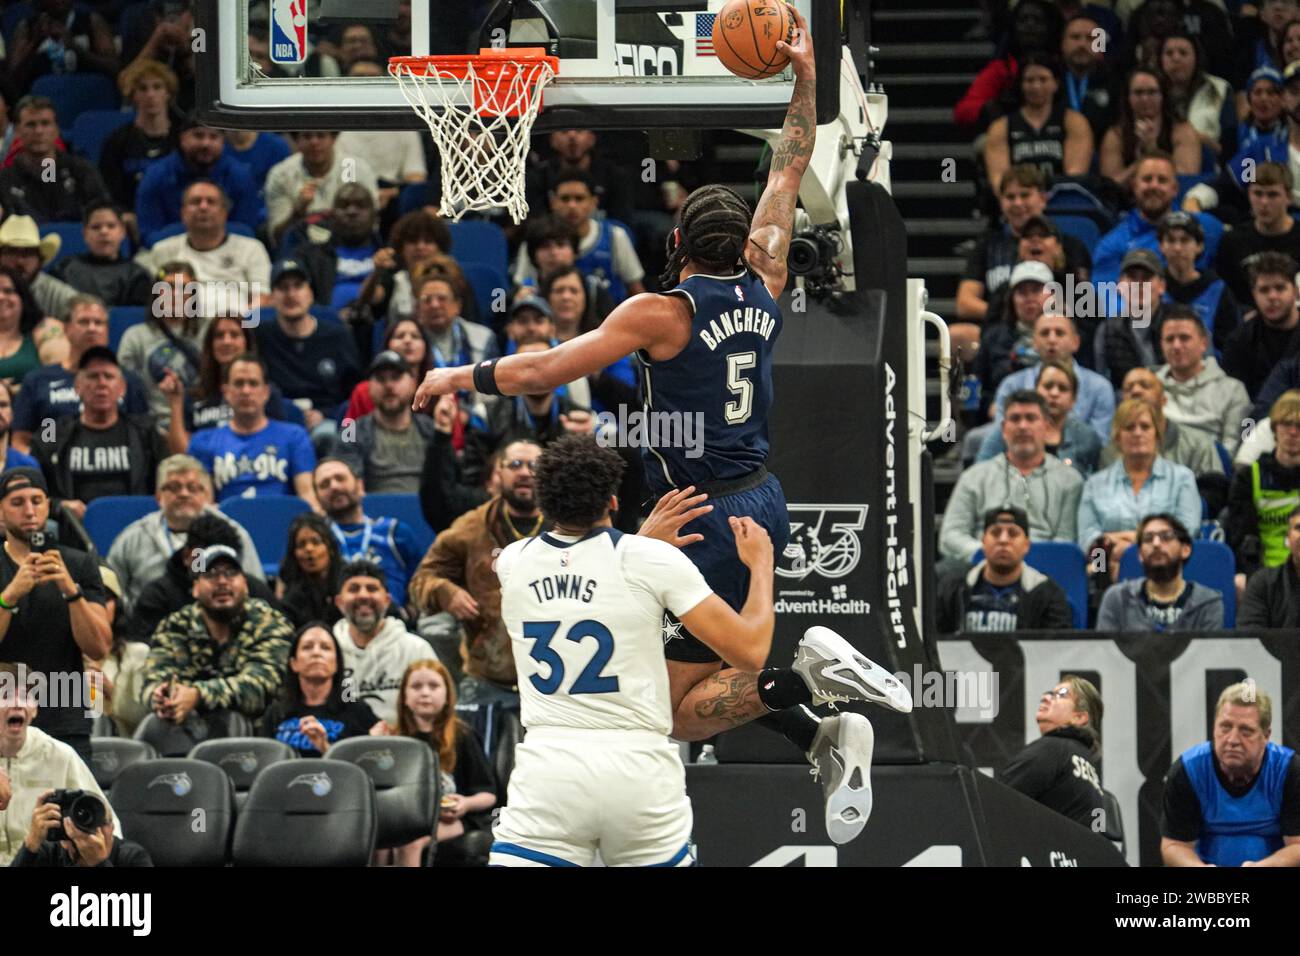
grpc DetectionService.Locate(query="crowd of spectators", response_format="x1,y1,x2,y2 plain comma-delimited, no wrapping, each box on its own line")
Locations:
944,0,1300,636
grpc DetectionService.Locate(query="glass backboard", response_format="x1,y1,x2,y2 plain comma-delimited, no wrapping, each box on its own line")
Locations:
194,0,838,132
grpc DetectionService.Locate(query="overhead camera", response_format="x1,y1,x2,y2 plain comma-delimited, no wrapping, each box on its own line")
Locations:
787,224,846,300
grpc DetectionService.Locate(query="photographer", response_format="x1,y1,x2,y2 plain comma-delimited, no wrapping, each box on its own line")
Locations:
0,469,111,762
10,791,151,868
0,663,120,866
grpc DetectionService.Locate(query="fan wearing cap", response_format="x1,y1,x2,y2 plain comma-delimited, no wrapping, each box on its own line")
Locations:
0,95,110,225
1099,247,1170,389
1225,61,1300,213
336,350,438,495
976,260,1053,400
133,113,263,241
0,467,112,762
936,507,1073,633
1092,152,1223,287
0,214,78,327
1233,67,1287,165
255,259,362,441
505,294,594,409
30,346,169,522
142,543,293,724
1157,211,1239,356
134,180,272,298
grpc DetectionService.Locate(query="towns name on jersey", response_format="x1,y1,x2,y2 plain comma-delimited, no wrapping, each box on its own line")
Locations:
774,597,871,615
698,306,777,351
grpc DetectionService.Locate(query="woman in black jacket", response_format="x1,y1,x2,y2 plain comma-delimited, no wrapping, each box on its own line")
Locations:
274,513,344,628
997,675,1106,829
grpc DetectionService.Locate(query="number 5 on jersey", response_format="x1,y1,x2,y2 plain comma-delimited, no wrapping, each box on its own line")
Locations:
725,350,756,424
524,620,620,695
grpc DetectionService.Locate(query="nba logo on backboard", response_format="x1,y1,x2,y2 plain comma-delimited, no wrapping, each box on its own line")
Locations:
270,0,308,65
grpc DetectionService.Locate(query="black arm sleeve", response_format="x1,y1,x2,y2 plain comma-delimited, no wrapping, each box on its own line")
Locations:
996,737,1062,799
418,430,489,533
1160,758,1205,842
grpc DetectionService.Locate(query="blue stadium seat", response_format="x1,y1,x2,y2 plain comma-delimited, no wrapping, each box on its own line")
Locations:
309,304,340,324
219,496,311,579
1,3,32,44
31,72,120,127
398,181,435,216
449,220,508,272
108,306,147,352
972,541,1089,629
70,108,132,165
1117,538,1237,626
83,495,157,556
144,220,257,246
363,492,435,556
1052,214,1101,249
460,261,508,319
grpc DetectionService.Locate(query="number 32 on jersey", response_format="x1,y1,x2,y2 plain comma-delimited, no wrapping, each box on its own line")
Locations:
524,620,620,695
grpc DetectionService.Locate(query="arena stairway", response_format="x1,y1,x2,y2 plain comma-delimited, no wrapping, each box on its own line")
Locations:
872,0,993,507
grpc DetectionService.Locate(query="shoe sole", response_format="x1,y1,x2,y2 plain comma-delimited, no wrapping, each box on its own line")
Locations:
824,714,875,845
800,626,914,714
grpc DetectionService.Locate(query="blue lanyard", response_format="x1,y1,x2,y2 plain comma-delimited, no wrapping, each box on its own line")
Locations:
1065,72,1089,113
430,322,470,369
331,518,375,560
513,396,559,430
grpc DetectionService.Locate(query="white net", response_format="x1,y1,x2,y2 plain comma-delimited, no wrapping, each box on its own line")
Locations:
390,52,558,224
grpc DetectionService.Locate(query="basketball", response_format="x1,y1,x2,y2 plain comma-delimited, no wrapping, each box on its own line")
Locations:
712,0,797,80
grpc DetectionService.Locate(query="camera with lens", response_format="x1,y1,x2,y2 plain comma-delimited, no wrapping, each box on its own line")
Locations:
786,225,845,299
43,789,107,842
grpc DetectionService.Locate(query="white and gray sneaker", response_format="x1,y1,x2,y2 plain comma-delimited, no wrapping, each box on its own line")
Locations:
792,626,913,713
808,712,876,844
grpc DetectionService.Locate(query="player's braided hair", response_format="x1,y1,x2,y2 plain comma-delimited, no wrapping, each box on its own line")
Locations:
659,184,753,289
535,434,626,529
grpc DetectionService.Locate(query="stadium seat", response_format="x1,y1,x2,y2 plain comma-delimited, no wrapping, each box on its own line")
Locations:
143,220,257,247
1,3,32,44
219,496,312,579
70,108,133,165
232,759,378,866
1052,214,1101,249
449,219,508,272
971,541,1089,629
90,713,117,737
363,493,436,557
1117,538,1237,626
89,738,157,795
83,495,157,556
309,304,341,324
1101,788,1125,858
134,709,256,758
189,737,297,812
461,261,509,319
42,221,88,265
32,72,120,127
398,181,435,216
326,736,438,849
111,758,236,866
492,709,524,797
109,306,146,352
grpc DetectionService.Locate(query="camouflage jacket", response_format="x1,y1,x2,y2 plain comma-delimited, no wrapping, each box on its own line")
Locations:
142,598,293,718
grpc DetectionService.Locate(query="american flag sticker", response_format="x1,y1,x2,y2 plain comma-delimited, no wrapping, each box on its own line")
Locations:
696,13,716,56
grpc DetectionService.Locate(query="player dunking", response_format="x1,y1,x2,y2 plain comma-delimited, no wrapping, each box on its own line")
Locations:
413,7,911,844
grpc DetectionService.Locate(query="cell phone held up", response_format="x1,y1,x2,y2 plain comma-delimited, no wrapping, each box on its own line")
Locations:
27,531,56,553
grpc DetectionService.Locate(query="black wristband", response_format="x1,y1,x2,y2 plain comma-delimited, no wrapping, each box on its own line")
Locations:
472,359,503,396
62,588,84,604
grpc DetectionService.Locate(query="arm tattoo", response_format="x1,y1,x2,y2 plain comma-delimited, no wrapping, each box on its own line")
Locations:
769,76,817,176
692,670,762,727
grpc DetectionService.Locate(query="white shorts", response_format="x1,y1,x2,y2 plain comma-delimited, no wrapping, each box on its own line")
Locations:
489,727,695,867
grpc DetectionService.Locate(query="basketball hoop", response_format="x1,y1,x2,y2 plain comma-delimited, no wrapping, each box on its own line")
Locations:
390,48,559,224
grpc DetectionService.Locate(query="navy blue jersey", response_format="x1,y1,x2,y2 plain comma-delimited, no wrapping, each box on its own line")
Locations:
639,270,781,492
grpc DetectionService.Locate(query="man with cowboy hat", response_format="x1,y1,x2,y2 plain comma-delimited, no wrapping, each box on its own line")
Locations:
0,214,76,321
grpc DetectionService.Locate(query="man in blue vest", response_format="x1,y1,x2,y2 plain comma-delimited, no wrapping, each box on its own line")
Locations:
543,169,645,303
1160,682,1300,866
1158,212,1239,358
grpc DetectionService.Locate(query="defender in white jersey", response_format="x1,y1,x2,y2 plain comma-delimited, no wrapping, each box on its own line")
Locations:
489,435,778,867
